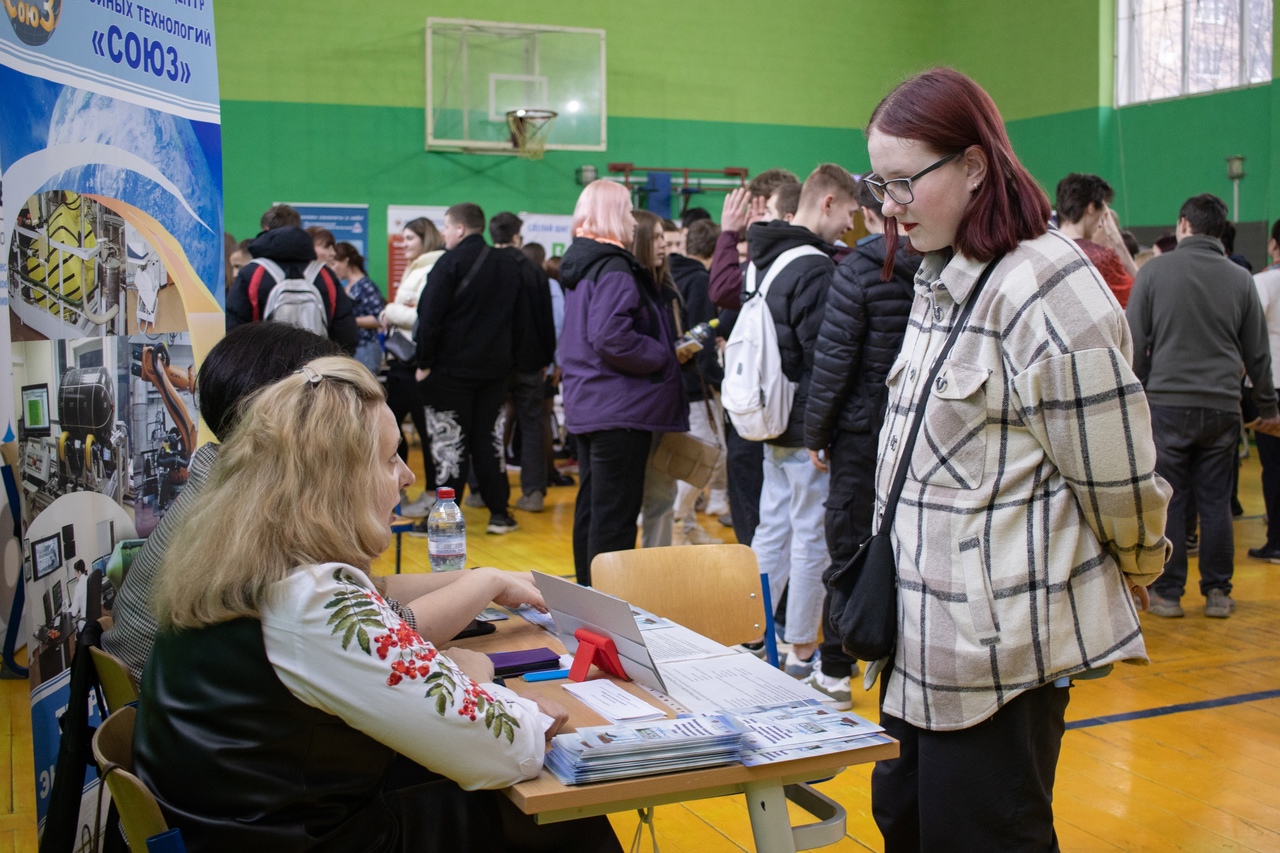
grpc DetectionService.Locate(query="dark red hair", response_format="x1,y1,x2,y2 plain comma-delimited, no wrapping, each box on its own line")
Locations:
867,68,1050,279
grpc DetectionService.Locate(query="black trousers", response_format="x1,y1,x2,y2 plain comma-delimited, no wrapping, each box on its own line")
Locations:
819,430,877,678
510,371,548,496
872,680,1070,853
1256,431,1280,548
386,362,435,490
573,429,651,585
421,373,510,515
724,417,764,546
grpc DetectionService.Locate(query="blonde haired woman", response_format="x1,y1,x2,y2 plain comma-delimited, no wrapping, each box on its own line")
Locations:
135,357,621,852
382,217,446,514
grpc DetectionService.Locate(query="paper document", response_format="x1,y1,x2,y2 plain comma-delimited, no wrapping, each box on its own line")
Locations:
511,603,556,632
642,624,735,663
739,732,896,767
562,679,666,723
657,654,831,713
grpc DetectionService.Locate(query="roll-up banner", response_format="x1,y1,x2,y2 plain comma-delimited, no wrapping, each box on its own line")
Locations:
0,0,224,841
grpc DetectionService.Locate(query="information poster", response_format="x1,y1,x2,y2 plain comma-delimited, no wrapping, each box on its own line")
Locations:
519,213,573,258
0,0,224,839
285,202,370,256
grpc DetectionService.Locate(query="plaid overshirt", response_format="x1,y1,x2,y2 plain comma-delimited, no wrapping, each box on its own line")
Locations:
876,230,1170,731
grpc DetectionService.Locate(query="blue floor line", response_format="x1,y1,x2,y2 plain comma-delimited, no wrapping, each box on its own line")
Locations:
1066,688,1280,730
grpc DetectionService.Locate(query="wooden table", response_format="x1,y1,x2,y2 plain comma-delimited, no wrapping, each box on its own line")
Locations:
453,613,899,853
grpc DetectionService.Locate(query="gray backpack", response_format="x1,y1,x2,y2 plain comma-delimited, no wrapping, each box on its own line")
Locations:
246,257,333,336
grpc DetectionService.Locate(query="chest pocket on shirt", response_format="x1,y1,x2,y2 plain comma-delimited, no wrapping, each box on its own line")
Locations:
909,361,991,490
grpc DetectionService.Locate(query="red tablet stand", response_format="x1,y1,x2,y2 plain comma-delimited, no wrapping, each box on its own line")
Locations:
568,628,629,682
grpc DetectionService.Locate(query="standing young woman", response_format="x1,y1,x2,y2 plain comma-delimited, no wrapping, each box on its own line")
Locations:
380,218,445,514
860,68,1170,851
331,242,386,376
631,209,686,549
558,182,687,585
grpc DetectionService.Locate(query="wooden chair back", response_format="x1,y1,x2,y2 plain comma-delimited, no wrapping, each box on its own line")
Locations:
89,646,139,715
590,544,767,646
91,707,170,851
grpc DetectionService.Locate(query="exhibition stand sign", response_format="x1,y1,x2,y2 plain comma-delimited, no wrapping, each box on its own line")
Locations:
0,0,225,842
285,202,370,257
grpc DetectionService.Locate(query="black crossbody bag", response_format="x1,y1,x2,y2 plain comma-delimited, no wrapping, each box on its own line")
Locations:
826,255,1003,662
386,246,491,365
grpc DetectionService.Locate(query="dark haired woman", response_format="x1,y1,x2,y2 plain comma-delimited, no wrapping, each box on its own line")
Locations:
860,68,1170,851
332,241,385,375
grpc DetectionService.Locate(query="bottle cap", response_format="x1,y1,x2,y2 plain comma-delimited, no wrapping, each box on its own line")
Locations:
436,487,455,500
709,318,720,328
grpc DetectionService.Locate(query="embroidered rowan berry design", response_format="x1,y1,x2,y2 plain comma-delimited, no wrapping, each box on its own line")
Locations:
324,568,521,742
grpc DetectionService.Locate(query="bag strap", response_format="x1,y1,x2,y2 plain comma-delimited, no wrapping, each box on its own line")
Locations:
453,245,491,300
744,244,826,301
877,254,1004,533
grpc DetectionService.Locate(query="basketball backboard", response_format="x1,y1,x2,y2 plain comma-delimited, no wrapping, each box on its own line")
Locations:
426,18,606,153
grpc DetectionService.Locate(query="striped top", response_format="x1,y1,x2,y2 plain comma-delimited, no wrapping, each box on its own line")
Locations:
876,230,1171,731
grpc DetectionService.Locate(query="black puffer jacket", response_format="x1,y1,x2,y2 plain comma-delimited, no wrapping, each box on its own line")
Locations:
745,220,837,447
805,234,920,449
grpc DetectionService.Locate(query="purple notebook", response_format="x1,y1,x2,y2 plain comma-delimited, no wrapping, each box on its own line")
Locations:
487,647,562,678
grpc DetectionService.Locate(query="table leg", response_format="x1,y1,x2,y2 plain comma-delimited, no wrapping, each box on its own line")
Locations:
744,779,797,853
395,532,402,574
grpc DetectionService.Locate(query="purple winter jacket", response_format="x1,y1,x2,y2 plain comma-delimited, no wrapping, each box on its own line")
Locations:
558,238,689,435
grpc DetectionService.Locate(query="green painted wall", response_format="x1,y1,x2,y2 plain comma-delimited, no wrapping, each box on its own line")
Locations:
214,0,1279,283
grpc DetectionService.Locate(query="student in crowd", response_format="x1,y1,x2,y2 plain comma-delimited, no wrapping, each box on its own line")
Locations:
539,251,576,488
661,217,686,258
381,217,445,516
226,204,358,353
489,212,557,513
331,241,386,375
745,164,856,680
559,181,687,585
415,203,525,535
863,67,1170,851
134,355,620,853
707,169,800,547
1127,194,1280,618
1054,173,1137,307
670,218,729,545
802,176,918,708
307,226,336,264
228,238,251,280
633,209,686,549
1250,218,1280,563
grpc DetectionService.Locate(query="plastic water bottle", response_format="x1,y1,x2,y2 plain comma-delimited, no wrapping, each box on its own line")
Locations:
427,487,466,572
676,317,720,358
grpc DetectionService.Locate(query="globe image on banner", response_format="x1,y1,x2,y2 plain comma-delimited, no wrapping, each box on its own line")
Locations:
5,0,62,46
46,88,222,301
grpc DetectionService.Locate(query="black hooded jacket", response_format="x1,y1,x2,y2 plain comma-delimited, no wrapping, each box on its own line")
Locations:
225,226,358,353
743,220,837,447
804,234,920,449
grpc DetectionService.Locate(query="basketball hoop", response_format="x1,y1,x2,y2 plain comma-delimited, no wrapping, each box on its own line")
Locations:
506,109,557,159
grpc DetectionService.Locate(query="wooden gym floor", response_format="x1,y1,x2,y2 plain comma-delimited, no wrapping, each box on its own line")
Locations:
4,449,1280,852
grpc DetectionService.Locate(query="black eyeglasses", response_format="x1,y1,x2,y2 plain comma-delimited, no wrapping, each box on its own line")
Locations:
863,152,961,205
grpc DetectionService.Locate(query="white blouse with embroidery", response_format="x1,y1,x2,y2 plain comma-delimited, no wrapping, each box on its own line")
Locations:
260,563,549,790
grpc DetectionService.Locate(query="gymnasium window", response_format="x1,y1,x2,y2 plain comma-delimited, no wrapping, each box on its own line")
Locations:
1116,0,1273,105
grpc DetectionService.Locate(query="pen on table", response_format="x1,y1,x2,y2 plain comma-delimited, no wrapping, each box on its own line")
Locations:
523,668,572,682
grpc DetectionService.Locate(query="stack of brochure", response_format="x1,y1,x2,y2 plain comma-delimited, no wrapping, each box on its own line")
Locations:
545,714,745,785
730,700,892,766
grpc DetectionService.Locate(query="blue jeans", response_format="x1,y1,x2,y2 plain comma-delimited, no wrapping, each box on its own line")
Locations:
1150,405,1238,599
751,444,830,645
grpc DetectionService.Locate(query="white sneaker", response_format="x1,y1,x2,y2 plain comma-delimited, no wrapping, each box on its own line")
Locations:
399,490,435,518
803,671,853,710
784,649,819,679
